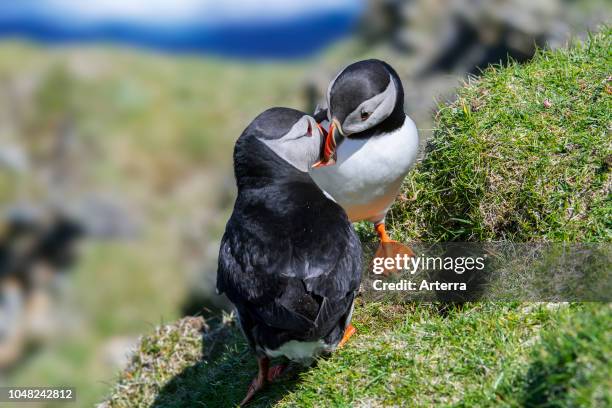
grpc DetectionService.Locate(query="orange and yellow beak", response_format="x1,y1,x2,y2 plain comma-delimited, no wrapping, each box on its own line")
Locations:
312,121,339,168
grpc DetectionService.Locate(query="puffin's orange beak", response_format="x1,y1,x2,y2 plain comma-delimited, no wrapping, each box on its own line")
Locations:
312,122,337,168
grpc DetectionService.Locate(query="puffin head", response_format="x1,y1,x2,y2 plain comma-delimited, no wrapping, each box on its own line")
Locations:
234,108,324,187
315,59,405,167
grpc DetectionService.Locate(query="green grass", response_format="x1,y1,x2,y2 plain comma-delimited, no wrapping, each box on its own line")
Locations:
100,302,611,407
386,29,611,243
100,29,612,407
496,303,611,407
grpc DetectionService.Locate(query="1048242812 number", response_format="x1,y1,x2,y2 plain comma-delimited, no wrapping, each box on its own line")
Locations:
0,387,76,402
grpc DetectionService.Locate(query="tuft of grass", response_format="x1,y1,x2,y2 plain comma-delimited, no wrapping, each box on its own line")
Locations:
387,28,611,243
99,316,208,408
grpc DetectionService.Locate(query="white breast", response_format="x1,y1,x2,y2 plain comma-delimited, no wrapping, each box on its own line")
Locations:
309,116,419,223
264,340,333,365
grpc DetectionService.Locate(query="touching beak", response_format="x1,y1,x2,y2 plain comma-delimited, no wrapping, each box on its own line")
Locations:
312,118,342,168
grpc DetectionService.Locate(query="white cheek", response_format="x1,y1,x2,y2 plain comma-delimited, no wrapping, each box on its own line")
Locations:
292,136,321,167
344,112,381,134
260,137,314,172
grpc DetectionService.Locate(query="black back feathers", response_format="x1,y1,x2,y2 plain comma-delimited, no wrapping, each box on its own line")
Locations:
217,108,362,354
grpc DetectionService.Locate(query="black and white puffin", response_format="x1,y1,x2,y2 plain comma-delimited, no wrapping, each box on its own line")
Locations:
216,107,362,405
309,59,419,260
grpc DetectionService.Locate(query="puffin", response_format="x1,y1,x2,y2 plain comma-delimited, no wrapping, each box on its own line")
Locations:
309,59,419,262
216,107,362,406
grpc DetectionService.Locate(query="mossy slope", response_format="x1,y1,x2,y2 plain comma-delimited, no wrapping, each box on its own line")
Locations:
387,28,611,242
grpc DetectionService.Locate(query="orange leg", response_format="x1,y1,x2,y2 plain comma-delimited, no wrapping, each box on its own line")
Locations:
374,223,415,275
240,358,287,406
240,357,269,406
337,324,356,348
375,223,392,243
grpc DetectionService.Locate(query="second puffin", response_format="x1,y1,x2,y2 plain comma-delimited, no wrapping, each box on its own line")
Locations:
310,59,419,261
217,108,362,406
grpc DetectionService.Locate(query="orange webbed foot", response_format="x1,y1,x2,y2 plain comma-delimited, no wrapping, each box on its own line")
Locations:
373,223,415,276
267,364,287,382
338,324,356,349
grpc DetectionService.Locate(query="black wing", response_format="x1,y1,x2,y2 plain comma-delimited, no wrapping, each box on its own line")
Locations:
217,182,361,347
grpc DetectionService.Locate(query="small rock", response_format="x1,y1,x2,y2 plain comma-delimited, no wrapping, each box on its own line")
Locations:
102,336,139,370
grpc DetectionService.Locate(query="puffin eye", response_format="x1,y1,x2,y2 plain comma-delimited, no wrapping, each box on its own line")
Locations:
360,111,370,121
307,122,312,136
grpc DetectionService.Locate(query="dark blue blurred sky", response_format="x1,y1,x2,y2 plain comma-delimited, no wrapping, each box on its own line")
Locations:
0,0,365,58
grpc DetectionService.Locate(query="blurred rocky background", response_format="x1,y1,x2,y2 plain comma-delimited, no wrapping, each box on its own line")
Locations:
0,0,609,405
